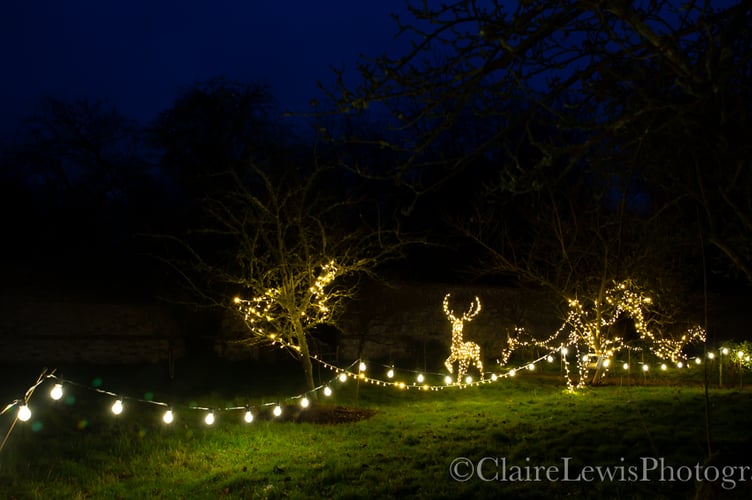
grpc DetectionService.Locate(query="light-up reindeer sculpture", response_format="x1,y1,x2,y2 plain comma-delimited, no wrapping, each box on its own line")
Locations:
443,293,484,382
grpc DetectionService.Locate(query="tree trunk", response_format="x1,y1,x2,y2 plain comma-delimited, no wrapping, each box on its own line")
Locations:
295,324,317,395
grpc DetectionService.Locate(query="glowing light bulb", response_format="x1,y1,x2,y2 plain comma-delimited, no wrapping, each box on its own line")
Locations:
18,404,31,422
358,362,367,372
560,347,568,356
323,386,332,397
444,375,453,385
300,397,309,408
205,412,215,425
387,368,394,378
602,359,610,368
660,363,667,371
738,351,744,359
722,348,729,355
338,373,347,383
509,369,516,377
582,354,589,362
707,352,715,360
163,410,174,424
416,374,424,383
50,383,63,400
527,363,535,371
244,410,254,423
273,405,282,417
677,361,684,368
465,376,473,384
491,374,498,381
547,355,554,363
642,364,649,372
623,363,629,370
111,399,124,415
695,357,702,365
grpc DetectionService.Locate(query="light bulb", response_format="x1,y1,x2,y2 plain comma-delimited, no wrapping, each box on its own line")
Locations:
244,410,254,423
695,357,702,365
111,399,124,415
300,397,309,408
677,361,684,368
546,356,554,363
623,363,629,370
205,412,215,425
273,405,282,417
661,363,667,371
444,375,452,385
338,373,347,383
560,347,568,356
602,359,610,368
491,374,498,381
323,386,332,397
18,404,31,422
722,348,729,355
416,374,424,383
642,364,649,372
509,369,516,377
465,376,473,384
163,409,174,424
527,363,535,371
358,362,367,372
50,383,63,400
582,355,589,362
738,351,744,359
387,369,394,379
707,352,715,360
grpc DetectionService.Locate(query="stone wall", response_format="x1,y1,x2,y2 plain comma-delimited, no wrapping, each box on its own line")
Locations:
0,295,184,364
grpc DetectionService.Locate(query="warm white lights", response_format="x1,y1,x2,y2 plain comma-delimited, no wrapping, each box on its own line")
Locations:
300,397,309,408
443,293,483,381
205,412,215,425
111,399,124,415
465,376,473,384
244,410,254,423
323,386,332,397
661,363,667,371
444,375,453,385
623,363,629,370
18,404,31,422
642,364,649,372
338,373,347,383
387,368,394,379
527,363,535,371
163,409,174,424
708,352,715,359
695,357,702,365
50,383,63,401
416,374,425,383
273,405,282,417
359,362,367,372
722,348,729,355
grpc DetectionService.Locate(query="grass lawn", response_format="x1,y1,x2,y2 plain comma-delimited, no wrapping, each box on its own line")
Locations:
1,359,751,499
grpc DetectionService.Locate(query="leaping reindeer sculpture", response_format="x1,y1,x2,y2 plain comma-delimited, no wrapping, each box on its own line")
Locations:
443,293,483,382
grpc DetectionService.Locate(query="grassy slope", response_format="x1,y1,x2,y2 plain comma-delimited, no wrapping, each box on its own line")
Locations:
1,364,751,499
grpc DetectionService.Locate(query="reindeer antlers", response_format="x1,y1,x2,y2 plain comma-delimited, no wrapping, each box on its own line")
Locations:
443,293,482,322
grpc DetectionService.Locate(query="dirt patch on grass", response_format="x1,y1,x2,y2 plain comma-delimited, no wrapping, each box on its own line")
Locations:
290,405,378,424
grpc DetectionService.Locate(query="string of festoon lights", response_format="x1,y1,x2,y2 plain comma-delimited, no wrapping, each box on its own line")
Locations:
0,280,733,438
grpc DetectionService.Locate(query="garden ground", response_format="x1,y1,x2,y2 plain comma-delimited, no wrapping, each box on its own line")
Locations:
1,358,751,499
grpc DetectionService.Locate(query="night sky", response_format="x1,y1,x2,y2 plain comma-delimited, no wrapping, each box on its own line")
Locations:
1,1,408,134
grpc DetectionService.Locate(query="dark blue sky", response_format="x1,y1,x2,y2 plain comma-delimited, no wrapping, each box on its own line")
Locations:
1,1,407,133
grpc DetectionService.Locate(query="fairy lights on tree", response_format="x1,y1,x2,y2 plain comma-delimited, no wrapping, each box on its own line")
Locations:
233,260,340,391
498,280,706,390
443,293,484,382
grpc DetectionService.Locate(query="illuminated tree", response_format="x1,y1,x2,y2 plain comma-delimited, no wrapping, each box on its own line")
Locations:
152,82,407,391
